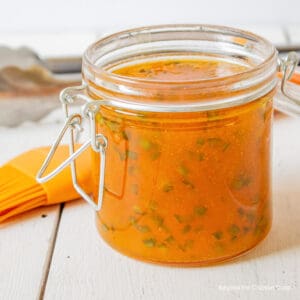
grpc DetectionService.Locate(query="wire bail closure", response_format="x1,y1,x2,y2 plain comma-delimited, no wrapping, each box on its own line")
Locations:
36,85,107,211
36,51,300,211
279,51,300,103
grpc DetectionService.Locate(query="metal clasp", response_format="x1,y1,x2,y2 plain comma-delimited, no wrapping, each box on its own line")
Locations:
36,85,107,211
279,51,300,103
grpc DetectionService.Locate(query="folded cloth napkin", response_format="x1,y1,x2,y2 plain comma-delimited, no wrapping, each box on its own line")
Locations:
0,145,91,223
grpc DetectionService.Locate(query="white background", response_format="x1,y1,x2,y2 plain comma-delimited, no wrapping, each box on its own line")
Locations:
0,0,299,33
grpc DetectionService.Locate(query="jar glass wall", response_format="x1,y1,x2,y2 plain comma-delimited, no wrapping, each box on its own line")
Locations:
83,25,277,265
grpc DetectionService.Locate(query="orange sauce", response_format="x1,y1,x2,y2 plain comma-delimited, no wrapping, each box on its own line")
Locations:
91,58,273,265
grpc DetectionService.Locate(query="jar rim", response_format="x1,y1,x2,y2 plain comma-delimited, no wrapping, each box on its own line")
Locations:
82,24,278,112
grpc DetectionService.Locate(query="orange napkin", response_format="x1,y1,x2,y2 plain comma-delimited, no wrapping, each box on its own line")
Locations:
278,71,300,84
290,72,300,84
0,145,92,223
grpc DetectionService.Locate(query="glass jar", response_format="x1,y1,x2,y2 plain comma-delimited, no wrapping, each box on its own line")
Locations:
37,24,300,266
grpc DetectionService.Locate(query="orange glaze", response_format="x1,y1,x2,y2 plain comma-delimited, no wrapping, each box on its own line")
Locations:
91,58,273,265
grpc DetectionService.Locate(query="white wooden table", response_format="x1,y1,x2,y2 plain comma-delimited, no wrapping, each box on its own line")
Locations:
1,26,300,300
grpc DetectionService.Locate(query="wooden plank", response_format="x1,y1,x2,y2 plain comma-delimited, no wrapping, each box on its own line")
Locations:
44,116,300,300
0,120,63,299
0,205,61,300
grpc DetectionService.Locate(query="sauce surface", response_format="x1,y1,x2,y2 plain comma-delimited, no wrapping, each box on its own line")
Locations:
113,57,248,81
92,57,273,265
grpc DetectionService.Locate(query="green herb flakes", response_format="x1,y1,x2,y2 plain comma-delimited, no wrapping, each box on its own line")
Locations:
151,151,161,160
207,111,219,120
143,238,156,248
165,235,175,244
196,138,205,146
174,214,184,223
207,137,230,151
131,184,139,195
129,216,137,225
126,150,138,160
194,226,204,233
105,119,121,132
139,138,161,160
179,240,194,252
162,183,174,192
117,149,138,161
254,216,268,235
174,214,192,224
140,138,152,150
151,214,164,227
101,223,109,232
207,137,223,146
251,195,260,204
182,224,191,234
245,212,256,223
149,201,158,211
222,142,230,152
135,224,150,233
231,174,251,190
96,114,105,125
133,206,145,215
214,241,225,253
128,165,137,175
157,243,167,249
243,226,250,233
121,131,129,140
181,178,195,189
238,207,245,216
197,153,205,161
194,206,207,216
212,231,223,240
188,150,205,161
178,164,189,176
238,208,256,224
234,129,246,141
228,224,240,239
